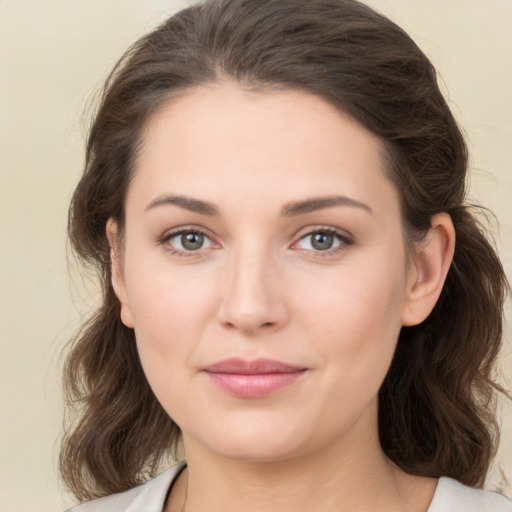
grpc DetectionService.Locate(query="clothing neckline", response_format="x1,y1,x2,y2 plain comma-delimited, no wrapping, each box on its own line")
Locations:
160,462,445,512
115,461,510,512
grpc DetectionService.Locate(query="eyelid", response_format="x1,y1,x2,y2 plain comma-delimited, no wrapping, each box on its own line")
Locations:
157,224,353,257
290,225,354,254
158,225,220,256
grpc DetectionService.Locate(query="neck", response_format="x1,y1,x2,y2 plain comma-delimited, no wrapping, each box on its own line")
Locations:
166,409,436,512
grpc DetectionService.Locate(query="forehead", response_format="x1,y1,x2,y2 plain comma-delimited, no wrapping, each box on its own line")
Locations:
129,82,399,217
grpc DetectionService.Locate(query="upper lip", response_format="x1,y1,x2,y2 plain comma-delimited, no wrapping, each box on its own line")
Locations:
203,358,306,374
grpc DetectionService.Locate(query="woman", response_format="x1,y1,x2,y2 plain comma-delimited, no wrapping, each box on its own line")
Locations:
60,0,511,510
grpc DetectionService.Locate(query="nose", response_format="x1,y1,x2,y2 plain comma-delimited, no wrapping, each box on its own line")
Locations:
217,248,289,335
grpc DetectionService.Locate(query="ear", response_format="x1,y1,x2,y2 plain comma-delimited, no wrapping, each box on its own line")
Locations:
106,219,134,328
401,212,455,326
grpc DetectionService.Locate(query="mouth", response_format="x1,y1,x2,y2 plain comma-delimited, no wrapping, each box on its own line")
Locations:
202,358,307,399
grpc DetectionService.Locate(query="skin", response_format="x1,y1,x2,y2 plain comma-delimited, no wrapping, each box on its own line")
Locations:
108,82,455,512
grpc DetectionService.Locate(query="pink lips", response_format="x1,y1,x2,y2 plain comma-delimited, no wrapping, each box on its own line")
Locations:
202,358,307,398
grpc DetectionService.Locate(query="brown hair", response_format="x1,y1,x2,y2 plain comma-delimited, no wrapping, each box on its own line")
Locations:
61,0,509,501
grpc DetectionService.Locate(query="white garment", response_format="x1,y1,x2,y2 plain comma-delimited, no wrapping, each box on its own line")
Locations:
64,461,512,512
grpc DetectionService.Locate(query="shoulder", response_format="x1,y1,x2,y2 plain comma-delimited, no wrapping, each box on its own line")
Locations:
62,461,186,512
428,477,512,512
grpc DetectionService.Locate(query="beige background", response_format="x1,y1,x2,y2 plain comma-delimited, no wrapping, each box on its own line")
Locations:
1,1,510,511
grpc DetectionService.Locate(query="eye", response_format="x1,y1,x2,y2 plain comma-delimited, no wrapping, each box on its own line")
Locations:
161,228,216,254
292,228,352,253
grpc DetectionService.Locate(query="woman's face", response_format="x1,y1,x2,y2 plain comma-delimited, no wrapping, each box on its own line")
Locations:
112,83,419,462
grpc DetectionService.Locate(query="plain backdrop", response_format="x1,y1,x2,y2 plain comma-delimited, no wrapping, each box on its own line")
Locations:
1,1,511,510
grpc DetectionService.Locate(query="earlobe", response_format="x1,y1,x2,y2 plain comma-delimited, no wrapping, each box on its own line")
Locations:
106,219,134,328
401,212,455,326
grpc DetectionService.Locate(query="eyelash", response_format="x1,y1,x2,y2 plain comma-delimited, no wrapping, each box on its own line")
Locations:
158,226,216,257
158,226,353,258
292,227,353,257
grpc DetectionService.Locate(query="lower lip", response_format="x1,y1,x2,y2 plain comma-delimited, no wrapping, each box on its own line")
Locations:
205,371,306,398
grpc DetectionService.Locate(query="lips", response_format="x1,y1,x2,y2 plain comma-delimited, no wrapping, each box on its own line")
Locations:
202,358,307,398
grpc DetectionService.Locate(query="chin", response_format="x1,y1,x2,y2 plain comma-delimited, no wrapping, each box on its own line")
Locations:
184,411,314,462
212,436,305,463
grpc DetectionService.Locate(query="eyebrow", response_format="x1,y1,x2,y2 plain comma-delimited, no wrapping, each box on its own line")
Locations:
281,195,373,216
145,194,219,215
145,193,373,217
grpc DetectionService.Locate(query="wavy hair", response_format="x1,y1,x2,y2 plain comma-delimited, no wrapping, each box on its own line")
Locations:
60,0,509,501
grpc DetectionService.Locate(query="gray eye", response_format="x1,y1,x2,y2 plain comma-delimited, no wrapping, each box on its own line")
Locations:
181,232,205,250
294,230,346,253
311,232,334,250
165,229,215,254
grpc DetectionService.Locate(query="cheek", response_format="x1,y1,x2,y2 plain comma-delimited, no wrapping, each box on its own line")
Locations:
126,251,217,331
123,260,219,390
295,254,408,395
